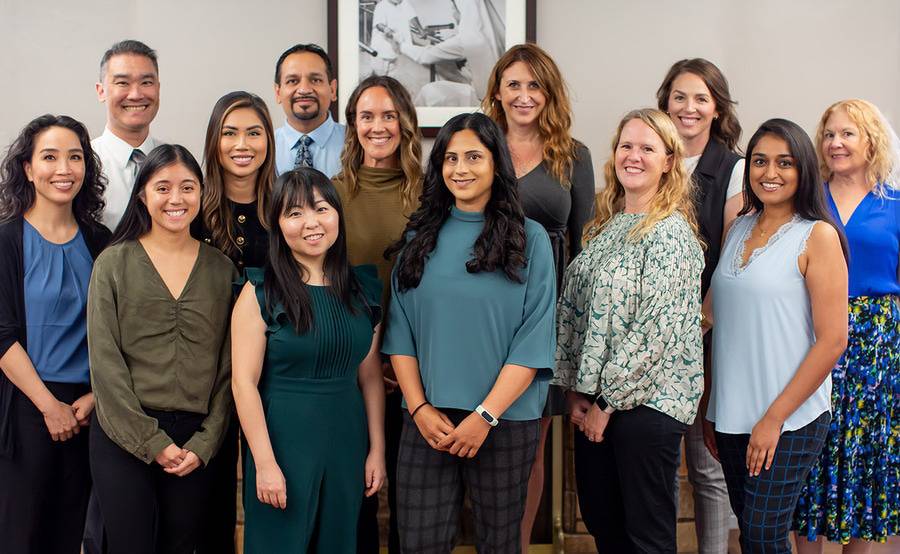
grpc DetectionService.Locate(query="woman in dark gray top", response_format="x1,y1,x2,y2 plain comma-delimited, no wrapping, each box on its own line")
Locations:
483,43,595,550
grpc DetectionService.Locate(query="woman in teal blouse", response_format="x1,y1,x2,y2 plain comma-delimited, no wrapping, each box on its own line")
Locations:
382,112,557,553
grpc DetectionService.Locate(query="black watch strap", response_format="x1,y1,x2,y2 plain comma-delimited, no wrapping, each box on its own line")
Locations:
593,394,609,411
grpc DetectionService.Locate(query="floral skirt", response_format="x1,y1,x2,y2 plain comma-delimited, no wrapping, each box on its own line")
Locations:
793,295,900,543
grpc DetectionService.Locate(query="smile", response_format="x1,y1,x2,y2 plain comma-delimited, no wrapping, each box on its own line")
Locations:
367,136,392,145
164,209,187,217
51,180,75,191
231,155,254,166
123,105,149,112
452,178,475,187
760,182,782,192
304,233,324,242
678,116,700,126
623,167,643,174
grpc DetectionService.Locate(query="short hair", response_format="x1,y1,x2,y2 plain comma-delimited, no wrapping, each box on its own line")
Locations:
274,43,334,84
99,39,158,81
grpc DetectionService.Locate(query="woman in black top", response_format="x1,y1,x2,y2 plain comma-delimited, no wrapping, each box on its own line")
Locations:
656,57,744,554
0,114,110,554
483,43,594,550
192,91,276,554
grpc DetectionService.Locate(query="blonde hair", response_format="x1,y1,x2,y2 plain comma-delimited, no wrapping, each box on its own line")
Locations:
584,108,699,243
816,99,899,195
336,75,422,210
482,43,579,188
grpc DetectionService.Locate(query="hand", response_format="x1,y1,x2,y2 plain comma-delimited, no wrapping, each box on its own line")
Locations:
256,460,287,509
411,404,454,450
164,450,201,477
41,399,79,441
566,391,591,428
154,443,185,469
72,392,94,427
437,412,491,458
701,418,720,461
582,403,612,442
746,413,783,476
364,450,387,497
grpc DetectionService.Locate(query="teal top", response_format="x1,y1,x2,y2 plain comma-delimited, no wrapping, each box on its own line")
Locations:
382,206,557,421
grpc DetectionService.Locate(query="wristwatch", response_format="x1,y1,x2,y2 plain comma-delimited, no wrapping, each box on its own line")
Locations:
475,404,499,427
593,394,615,414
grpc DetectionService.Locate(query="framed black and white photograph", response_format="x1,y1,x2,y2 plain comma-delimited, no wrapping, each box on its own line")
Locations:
329,0,536,133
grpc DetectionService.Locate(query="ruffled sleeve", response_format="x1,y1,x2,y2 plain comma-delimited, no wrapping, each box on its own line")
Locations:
352,264,383,328
236,267,285,333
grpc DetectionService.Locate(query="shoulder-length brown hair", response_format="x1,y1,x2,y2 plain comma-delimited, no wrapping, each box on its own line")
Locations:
483,43,579,187
656,58,742,152
336,75,422,210
201,91,275,259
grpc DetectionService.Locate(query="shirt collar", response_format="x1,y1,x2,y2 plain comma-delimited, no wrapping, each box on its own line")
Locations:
99,127,158,170
282,113,339,149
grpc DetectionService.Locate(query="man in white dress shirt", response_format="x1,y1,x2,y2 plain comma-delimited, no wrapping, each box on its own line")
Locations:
91,40,161,229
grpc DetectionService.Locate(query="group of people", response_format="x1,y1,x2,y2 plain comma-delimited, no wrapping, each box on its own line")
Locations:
0,36,896,554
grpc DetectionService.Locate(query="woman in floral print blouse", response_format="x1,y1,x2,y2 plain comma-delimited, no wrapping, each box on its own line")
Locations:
553,108,704,554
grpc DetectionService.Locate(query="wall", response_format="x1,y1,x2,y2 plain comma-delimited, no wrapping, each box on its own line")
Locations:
1,0,898,182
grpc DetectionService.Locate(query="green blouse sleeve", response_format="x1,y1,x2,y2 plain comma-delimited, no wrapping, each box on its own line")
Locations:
381,261,416,357
88,252,173,464
599,226,702,411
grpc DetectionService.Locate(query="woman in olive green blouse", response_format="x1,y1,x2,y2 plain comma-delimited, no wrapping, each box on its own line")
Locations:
87,144,236,554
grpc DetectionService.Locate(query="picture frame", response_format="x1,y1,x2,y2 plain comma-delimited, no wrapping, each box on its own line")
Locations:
328,0,537,136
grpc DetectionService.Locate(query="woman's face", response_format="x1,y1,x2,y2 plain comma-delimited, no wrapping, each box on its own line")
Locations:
24,126,86,209
666,72,718,147
356,86,401,169
614,119,672,199
142,162,201,235
494,61,546,130
821,108,868,180
442,129,495,212
218,107,268,181
748,134,799,209
278,188,339,268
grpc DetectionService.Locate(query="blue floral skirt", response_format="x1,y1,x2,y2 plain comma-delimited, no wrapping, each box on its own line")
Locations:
793,295,900,543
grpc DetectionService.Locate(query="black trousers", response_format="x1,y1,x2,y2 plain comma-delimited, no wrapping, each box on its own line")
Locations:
396,409,539,554
196,415,238,554
0,381,91,554
716,411,830,554
574,405,687,554
89,409,213,554
357,389,403,553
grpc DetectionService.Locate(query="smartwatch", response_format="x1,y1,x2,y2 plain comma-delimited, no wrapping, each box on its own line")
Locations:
475,404,499,427
594,394,615,414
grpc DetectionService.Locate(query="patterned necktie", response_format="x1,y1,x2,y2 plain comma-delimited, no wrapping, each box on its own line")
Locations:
294,135,314,169
130,148,146,179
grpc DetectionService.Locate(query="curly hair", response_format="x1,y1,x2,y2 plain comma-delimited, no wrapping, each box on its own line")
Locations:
585,108,700,244
0,114,106,228
201,91,275,260
816,98,899,196
336,75,422,211
386,113,526,290
482,43,580,187
657,58,742,153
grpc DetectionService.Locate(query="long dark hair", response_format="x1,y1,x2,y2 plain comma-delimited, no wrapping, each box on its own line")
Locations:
110,144,203,245
386,112,527,291
741,118,849,262
0,114,106,228
201,91,275,259
657,58,742,152
264,167,367,334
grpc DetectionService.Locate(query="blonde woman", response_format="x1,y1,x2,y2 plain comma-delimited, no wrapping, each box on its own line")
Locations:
554,108,704,553
482,43,594,550
332,74,422,553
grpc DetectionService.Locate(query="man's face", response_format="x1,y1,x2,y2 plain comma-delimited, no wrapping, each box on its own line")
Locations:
96,53,160,137
275,52,336,131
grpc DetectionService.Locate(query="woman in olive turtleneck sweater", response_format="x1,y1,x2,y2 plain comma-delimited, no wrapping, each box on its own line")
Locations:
332,75,422,554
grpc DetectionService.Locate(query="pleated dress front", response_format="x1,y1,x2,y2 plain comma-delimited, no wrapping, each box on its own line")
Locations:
241,266,381,554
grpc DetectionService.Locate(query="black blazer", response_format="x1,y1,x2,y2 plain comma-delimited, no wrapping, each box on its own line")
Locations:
693,139,741,297
0,217,110,458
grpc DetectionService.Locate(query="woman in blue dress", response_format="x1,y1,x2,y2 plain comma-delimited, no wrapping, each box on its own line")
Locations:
794,99,900,554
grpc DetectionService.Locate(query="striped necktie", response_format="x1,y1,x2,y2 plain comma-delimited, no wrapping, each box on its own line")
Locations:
294,135,314,169
130,149,146,179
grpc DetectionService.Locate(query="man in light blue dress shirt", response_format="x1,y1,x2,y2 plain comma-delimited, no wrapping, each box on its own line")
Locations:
273,44,346,177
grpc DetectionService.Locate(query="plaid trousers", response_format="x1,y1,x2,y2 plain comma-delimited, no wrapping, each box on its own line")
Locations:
715,411,830,554
396,409,539,554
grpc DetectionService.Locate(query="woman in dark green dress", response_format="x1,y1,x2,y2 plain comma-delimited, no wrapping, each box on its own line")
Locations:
231,167,386,554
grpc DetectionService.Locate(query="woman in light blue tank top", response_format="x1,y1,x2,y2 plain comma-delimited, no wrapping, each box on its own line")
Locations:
704,119,849,554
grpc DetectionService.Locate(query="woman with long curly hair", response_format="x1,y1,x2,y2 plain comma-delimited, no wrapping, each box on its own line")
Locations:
482,44,594,549
794,100,900,554
554,108,704,553
383,112,556,553
0,114,110,553
332,74,422,553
